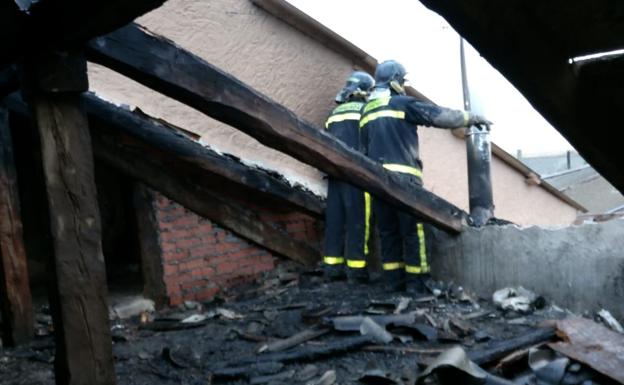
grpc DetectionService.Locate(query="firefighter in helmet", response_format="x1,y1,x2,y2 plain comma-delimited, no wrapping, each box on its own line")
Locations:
322,71,375,284
361,60,490,294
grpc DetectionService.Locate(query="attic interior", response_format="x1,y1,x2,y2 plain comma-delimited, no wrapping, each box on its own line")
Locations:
1,0,624,384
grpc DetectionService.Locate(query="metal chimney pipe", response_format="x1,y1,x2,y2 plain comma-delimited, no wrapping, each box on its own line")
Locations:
460,38,494,226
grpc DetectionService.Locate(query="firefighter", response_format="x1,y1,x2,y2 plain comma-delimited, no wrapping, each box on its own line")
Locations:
323,71,375,283
360,60,490,294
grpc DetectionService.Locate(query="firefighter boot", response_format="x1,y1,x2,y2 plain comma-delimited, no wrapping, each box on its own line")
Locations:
406,274,429,297
346,267,369,285
383,269,406,292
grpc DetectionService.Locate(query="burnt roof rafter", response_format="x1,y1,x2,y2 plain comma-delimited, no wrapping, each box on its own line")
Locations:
0,0,168,70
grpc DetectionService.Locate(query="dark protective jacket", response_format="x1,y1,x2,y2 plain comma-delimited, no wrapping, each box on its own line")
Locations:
325,100,365,150
360,93,469,175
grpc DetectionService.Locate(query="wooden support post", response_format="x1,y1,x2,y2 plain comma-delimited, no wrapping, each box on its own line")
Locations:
0,108,34,346
132,183,167,307
25,51,115,385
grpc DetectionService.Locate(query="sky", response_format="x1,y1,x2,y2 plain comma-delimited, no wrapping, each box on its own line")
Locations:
287,0,575,157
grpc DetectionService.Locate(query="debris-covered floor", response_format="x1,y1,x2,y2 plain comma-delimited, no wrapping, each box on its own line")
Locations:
1,266,622,385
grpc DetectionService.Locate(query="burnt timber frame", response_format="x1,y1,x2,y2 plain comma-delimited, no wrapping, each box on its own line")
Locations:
0,108,34,346
5,93,321,266
22,51,115,385
0,0,168,70
418,0,624,195
86,24,465,233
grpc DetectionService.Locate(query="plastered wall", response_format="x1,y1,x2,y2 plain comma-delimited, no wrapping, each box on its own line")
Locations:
89,0,579,226
419,127,579,226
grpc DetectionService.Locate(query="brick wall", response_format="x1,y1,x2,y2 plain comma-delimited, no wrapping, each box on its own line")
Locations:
153,193,320,306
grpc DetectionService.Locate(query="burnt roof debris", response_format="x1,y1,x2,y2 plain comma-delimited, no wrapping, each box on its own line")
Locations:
1,268,621,384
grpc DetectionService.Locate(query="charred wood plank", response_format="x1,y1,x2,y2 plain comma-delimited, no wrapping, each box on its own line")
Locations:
23,52,115,385
5,93,321,266
133,184,167,307
87,24,465,233
0,108,34,346
5,93,323,217
468,327,556,366
84,94,323,217
91,128,319,266
0,0,168,70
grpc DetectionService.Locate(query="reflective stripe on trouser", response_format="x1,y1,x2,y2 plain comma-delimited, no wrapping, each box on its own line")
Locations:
323,256,344,265
322,178,368,269
373,197,430,276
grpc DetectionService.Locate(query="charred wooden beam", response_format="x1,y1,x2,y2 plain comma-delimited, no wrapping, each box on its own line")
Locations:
418,0,624,195
0,108,34,346
0,0,168,70
84,94,324,217
92,126,320,266
5,92,323,217
23,51,115,385
132,184,167,307
6,92,321,266
87,24,465,233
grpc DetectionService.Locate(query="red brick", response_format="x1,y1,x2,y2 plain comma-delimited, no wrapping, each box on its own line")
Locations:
177,237,203,249
181,279,205,291
163,264,178,277
217,261,239,274
164,249,190,262
190,245,215,258
186,258,206,270
169,295,184,307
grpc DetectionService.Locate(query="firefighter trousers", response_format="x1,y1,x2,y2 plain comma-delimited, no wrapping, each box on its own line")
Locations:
323,178,370,270
373,192,430,281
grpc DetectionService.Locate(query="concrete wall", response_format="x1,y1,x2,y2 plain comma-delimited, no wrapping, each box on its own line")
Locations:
89,0,361,196
431,220,624,318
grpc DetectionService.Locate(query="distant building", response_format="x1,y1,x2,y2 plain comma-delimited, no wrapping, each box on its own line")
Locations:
519,152,624,214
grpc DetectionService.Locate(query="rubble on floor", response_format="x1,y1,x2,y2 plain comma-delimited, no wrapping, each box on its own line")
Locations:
0,267,622,385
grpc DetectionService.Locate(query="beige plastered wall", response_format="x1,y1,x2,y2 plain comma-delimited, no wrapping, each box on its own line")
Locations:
419,127,579,227
88,0,578,226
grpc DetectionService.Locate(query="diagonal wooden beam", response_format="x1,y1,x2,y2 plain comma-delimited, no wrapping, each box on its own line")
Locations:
87,24,465,233
5,92,324,217
5,93,320,266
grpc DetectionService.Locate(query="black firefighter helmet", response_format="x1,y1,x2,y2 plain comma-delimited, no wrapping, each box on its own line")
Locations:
374,60,407,95
335,71,375,103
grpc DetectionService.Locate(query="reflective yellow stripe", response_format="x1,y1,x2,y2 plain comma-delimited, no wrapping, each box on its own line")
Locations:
324,256,344,265
359,110,405,128
463,111,470,126
347,259,366,269
383,262,405,271
364,192,371,255
405,264,424,274
363,96,391,113
333,101,363,113
383,163,422,178
325,113,361,128
417,223,430,273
